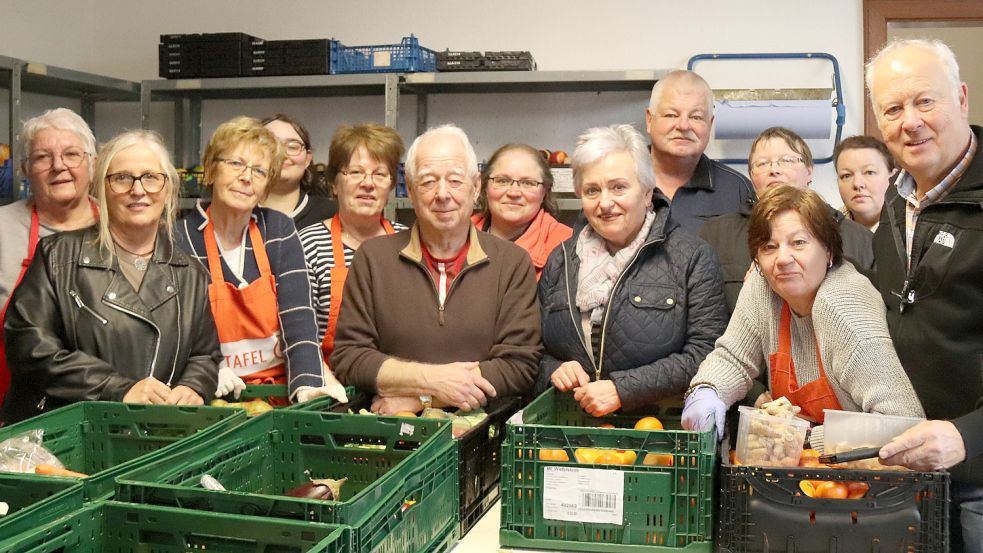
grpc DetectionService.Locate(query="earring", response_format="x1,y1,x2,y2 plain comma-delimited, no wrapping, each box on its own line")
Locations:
753,261,762,275
827,259,833,269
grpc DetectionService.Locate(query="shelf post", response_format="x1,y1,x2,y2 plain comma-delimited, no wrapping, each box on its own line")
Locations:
140,83,152,130
9,62,23,200
384,73,399,128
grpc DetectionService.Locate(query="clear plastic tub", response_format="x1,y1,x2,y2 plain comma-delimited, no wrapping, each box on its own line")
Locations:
735,405,810,467
822,409,923,469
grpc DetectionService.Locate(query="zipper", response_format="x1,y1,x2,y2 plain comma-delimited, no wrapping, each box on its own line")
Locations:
595,236,663,382
69,290,109,325
412,253,487,326
103,300,162,379
560,243,598,378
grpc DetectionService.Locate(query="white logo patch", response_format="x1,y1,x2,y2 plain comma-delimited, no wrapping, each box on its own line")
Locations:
932,230,955,248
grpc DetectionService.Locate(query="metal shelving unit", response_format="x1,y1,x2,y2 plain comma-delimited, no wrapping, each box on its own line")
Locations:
1,54,140,200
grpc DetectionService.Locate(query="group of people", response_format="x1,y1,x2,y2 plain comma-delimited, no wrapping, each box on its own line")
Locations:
0,38,978,550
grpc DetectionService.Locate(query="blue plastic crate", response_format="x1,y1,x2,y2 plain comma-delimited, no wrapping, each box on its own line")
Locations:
330,35,436,74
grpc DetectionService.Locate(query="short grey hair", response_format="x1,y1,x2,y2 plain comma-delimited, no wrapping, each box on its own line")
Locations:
19,107,97,180
571,124,657,194
648,70,714,115
866,38,962,104
404,124,479,185
92,130,179,254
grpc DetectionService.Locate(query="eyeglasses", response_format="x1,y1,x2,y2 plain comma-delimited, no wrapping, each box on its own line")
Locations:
750,156,804,175
218,158,270,183
29,149,89,170
488,176,543,190
106,172,168,194
341,168,392,186
283,139,307,157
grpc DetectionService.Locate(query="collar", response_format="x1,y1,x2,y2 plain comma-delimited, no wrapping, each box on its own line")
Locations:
78,225,186,269
291,190,310,218
895,129,977,205
193,199,260,232
401,223,488,267
685,154,716,191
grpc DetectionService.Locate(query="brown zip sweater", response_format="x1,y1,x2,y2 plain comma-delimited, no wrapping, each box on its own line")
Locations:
330,224,543,397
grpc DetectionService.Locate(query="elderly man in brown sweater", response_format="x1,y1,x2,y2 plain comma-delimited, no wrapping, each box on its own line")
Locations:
331,124,542,414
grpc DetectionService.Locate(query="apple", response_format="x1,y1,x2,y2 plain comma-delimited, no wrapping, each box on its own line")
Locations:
548,150,568,165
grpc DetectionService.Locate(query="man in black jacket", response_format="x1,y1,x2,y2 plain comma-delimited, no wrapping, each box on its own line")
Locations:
866,38,982,552
645,70,753,234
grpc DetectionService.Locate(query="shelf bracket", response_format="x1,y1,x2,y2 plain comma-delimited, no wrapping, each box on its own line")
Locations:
8,62,23,200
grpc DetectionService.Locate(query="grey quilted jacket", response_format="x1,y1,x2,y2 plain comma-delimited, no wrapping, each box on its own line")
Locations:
535,202,728,412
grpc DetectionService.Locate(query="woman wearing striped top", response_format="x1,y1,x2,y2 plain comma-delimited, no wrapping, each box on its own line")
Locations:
176,116,346,404
299,123,406,365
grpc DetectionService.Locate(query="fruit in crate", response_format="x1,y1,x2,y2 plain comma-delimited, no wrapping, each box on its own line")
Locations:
283,476,347,500
548,150,569,165
642,453,674,466
209,398,273,416
538,448,570,462
634,416,664,430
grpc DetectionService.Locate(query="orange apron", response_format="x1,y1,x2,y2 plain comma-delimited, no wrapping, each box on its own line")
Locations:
0,208,40,407
203,213,286,391
769,301,843,424
320,216,395,363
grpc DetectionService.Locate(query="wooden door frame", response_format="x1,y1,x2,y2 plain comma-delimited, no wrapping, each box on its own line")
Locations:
864,0,983,134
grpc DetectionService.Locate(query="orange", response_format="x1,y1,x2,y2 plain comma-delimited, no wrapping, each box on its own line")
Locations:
393,411,418,417
539,449,570,462
597,423,616,429
634,416,664,431
798,449,821,466
574,448,601,464
594,451,623,465
846,482,869,499
798,480,817,497
642,453,674,466
619,450,638,465
816,481,849,499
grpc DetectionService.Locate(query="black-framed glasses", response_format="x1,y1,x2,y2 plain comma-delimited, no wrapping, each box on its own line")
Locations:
29,149,89,170
283,139,308,157
749,156,804,175
488,176,543,190
218,158,271,183
341,168,392,185
106,172,168,194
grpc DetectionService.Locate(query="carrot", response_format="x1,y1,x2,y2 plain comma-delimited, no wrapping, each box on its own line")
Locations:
34,464,88,478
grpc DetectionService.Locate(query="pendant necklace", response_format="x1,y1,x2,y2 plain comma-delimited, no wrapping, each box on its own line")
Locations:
113,237,155,272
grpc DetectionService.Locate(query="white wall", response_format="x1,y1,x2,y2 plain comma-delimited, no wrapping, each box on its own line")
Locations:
2,0,868,205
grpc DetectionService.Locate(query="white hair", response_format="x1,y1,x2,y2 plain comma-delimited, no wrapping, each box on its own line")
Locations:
648,70,714,114
404,124,479,185
19,107,97,180
866,38,962,104
571,124,657,194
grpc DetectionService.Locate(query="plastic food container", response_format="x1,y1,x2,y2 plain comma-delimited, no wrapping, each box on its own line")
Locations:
823,409,923,469
736,405,810,467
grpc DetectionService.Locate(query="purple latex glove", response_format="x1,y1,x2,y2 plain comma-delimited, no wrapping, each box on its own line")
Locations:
682,386,726,440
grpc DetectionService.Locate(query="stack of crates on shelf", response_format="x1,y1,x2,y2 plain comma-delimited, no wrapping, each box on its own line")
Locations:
436,50,536,72
0,402,245,501
159,32,259,78
716,464,949,552
329,35,436,74
114,409,459,553
300,391,523,536
244,38,333,76
0,500,352,553
500,388,716,552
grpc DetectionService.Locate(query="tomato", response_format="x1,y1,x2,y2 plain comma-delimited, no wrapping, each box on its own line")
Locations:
816,481,849,499
847,482,869,499
598,423,616,429
634,416,664,431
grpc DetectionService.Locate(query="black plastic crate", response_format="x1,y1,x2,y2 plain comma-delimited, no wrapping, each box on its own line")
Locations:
243,38,332,76
483,51,536,71
716,464,949,553
158,32,259,78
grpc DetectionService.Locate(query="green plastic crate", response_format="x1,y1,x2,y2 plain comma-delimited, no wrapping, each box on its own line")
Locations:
0,401,246,500
499,388,716,552
0,474,84,537
214,384,356,411
0,500,351,552
115,409,459,553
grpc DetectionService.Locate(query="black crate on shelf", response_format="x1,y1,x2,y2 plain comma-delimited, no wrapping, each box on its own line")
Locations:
716,464,949,553
436,51,484,72
483,51,536,71
243,38,332,76
158,32,259,78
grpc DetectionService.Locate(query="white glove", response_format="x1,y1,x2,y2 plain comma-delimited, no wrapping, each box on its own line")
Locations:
295,382,349,404
215,367,246,399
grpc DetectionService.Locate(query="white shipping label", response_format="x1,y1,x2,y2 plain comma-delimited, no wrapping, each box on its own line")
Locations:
550,167,574,193
542,466,624,525
373,51,392,67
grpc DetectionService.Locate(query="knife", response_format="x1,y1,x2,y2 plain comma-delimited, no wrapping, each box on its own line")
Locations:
818,446,882,464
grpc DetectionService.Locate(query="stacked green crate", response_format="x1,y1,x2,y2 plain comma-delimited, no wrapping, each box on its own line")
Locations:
0,501,351,553
500,388,717,552
115,409,459,553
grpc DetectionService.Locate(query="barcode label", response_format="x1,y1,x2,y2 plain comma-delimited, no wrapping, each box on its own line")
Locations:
581,491,616,510
542,466,624,525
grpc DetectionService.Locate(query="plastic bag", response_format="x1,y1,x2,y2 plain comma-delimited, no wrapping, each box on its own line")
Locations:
0,430,64,473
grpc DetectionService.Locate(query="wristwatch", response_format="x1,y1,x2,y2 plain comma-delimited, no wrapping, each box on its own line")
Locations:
419,395,433,410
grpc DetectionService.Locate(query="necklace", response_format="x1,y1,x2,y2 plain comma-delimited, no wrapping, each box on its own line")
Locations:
112,237,155,272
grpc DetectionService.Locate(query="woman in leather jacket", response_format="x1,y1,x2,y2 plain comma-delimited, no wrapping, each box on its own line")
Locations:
1,130,221,423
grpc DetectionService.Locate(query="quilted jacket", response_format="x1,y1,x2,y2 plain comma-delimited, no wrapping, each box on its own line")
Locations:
534,201,728,411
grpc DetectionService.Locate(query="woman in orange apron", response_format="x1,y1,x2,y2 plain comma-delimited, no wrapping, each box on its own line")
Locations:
175,117,346,405
681,186,924,443
298,123,406,364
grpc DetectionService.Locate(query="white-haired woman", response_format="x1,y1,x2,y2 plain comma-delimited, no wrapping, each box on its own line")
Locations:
535,124,728,416
0,108,99,407
1,130,221,423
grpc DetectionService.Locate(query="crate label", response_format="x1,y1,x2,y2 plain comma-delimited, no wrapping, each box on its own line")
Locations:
550,167,574,193
399,422,415,436
542,466,624,525
373,51,392,67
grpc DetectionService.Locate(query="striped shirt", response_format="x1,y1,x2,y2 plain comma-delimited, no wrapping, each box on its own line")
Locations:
299,218,407,343
896,130,977,265
175,202,324,395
